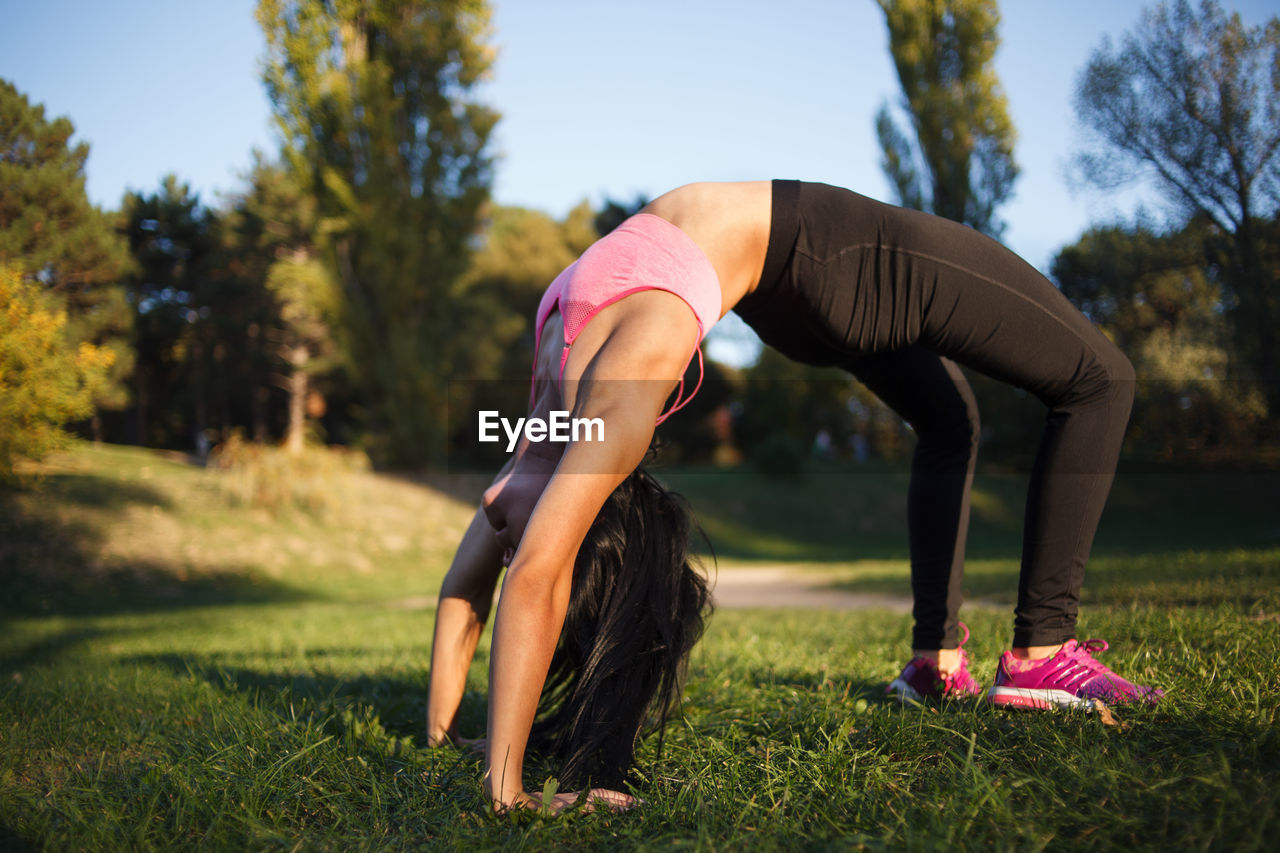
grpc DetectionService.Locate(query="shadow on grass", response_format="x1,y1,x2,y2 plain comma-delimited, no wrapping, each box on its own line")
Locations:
671,467,1280,569
0,824,37,853
821,546,1280,612
373,470,494,517
754,668,894,707
0,473,309,618
128,652,449,744
0,625,122,671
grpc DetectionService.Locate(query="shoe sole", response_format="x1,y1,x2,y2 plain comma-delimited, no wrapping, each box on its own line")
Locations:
986,686,1097,711
888,678,983,703
886,678,927,702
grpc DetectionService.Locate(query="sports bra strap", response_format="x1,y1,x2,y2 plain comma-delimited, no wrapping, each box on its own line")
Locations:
655,345,703,425
553,338,704,426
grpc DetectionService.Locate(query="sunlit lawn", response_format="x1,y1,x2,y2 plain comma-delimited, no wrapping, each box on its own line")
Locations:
2,444,1277,850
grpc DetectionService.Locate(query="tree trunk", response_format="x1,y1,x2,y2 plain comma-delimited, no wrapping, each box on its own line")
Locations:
193,340,208,457
134,370,148,446
252,385,269,444
285,346,309,455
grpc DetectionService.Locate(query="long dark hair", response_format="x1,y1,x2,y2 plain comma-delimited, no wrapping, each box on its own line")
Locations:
528,465,712,789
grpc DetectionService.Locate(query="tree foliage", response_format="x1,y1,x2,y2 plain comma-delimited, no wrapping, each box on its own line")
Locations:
593,194,649,237
736,349,913,475
0,78,133,431
874,0,1019,236
461,202,596,375
258,0,500,466
118,177,223,449
0,80,129,294
0,265,115,479
1073,0,1280,407
1054,221,1223,351
1054,219,1267,455
226,157,340,453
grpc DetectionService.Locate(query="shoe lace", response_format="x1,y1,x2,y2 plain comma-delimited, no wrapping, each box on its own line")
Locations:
935,622,973,688
941,649,974,691
1057,638,1117,689
1079,638,1109,655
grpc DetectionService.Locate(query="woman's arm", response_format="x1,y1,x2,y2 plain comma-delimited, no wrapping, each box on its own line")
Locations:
482,290,700,810
483,397,656,809
426,503,506,745
425,441,559,745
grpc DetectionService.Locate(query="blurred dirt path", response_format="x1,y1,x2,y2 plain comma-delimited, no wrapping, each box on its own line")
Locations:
708,566,913,611
396,567,917,612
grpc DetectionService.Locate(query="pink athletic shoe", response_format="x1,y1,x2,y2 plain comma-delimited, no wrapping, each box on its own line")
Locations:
986,639,1164,710
887,623,983,701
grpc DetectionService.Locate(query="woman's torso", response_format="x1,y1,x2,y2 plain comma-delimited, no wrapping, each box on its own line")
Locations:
638,180,775,317
484,182,776,556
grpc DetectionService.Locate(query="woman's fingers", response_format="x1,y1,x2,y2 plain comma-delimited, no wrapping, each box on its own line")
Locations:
549,791,581,811
453,736,486,754
581,788,641,812
498,787,640,816
544,788,636,814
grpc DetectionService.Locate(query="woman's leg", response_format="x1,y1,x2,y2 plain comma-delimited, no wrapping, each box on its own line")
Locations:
904,229,1136,649
842,347,979,654
778,184,1135,648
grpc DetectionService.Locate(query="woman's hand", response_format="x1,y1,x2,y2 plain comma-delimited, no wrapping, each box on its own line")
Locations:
499,787,641,815
481,447,558,562
575,788,640,812
454,735,486,754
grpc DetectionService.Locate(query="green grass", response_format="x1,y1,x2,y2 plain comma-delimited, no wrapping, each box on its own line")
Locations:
2,444,1278,850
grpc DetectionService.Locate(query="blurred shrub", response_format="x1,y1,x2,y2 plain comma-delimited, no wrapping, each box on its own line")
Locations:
208,431,369,514
751,433,808,479
0,264,115,480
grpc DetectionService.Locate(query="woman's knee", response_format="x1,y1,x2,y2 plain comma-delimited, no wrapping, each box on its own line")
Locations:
916,385,981,455
1097,340,1136,408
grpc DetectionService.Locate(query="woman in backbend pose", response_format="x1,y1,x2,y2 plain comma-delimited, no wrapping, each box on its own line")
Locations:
426,180,1163,812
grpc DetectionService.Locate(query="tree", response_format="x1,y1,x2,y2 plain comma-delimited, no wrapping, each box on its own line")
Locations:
462,203,596,371
593,194,648,237
0,264,114,479
874,0,1019,237
441,202,599,468
266,252,340,452
258,0,500,467
0,79,133,438
226,157,340,453
1073,0,1280,410
1053,219,1266,454
1053,220,1223,352
736,349,912,475
868,1,1027,465
119,177,221,449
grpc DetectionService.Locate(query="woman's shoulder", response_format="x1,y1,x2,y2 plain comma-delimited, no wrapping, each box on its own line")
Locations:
643,181,772,221
643,182,774,309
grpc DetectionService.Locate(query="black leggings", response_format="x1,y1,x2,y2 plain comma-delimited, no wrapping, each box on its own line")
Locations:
735,181,1135,649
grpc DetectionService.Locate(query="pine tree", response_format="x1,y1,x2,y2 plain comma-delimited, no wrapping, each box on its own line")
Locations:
0,79,133,437
118,177,220,449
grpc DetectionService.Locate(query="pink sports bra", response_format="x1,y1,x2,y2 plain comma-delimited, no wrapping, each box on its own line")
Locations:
532,213,722,424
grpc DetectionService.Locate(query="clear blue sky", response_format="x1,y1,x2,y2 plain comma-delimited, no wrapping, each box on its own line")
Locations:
4,1,1275,274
